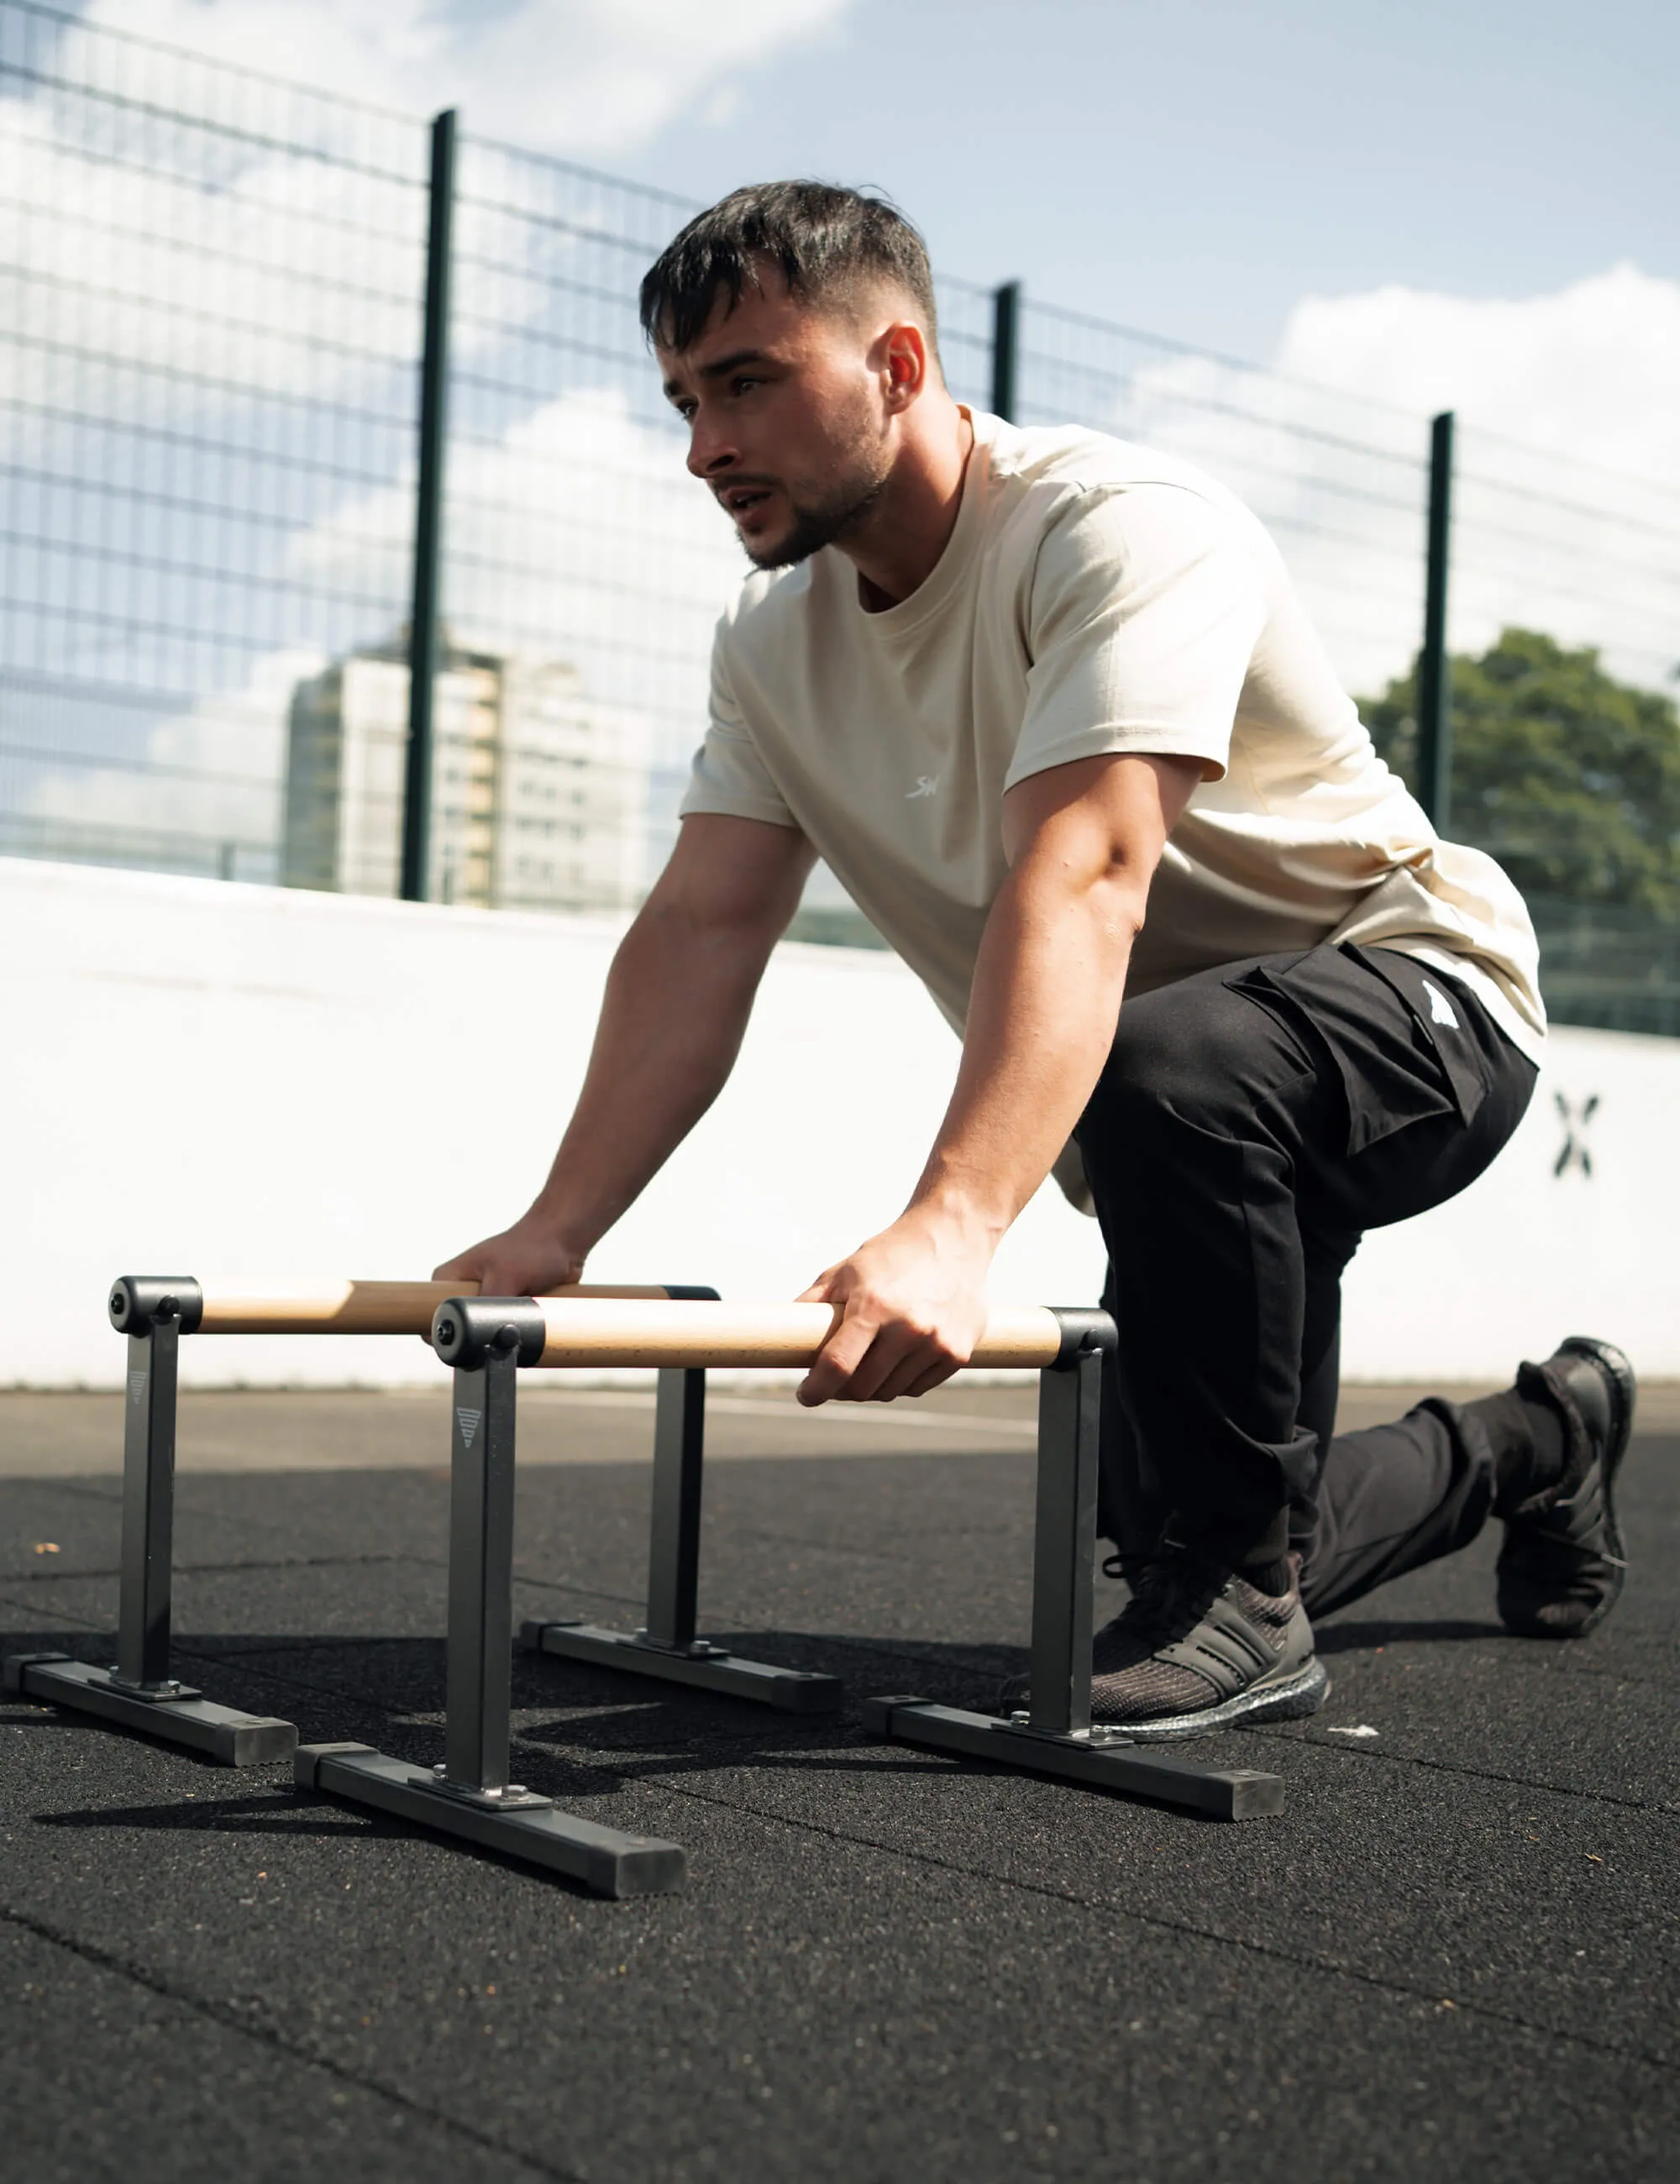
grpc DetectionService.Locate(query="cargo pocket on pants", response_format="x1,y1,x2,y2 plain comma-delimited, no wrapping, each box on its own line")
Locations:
1223,942,1485,1157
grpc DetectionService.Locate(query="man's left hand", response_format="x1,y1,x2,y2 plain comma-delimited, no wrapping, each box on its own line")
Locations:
795,1208,994,1405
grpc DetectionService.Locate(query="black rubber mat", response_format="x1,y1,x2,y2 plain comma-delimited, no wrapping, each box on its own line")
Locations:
3,1419,1676,2182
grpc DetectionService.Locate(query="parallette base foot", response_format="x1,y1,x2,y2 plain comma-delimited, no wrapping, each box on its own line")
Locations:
521,1620,843,1713
4,1652,297,1766
862,1696,1284,1820
294,1742,686,1896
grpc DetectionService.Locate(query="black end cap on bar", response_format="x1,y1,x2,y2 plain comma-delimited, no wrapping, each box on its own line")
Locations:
432,1296,546,1370
662,1284,720,1301
1047,1306,1118,1368
109,1276,204,1337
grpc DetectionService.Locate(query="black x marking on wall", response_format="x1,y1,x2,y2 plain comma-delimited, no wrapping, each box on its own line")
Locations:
1553,1090,1599,1179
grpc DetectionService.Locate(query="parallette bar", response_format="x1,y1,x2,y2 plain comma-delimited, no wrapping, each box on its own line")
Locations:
183,1280,675,1337
517,1299,1067,1371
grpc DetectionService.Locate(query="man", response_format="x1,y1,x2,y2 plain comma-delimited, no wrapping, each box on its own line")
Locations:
438,182,1633,1740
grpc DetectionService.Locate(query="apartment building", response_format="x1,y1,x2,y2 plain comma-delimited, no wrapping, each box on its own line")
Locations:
282,639,648,912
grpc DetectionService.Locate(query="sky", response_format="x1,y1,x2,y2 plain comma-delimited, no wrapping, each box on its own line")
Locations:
11,0,1677,874
64,0,1680,472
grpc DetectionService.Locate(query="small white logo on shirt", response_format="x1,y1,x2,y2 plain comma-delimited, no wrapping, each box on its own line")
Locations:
1421,979,1459,1029
906,776,938,801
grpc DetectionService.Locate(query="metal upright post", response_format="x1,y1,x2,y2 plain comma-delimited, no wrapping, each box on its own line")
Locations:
520,1286,842,1710
863,1310,1286,1820
1025,1347,1101,1739
643,1368,706,1651
115,1305,184,1693
1415,409,1455,832
990,281,1021,423
400,107,457,905
442,1338,522,1792
4,1277,296,1764
297,1299,686,1895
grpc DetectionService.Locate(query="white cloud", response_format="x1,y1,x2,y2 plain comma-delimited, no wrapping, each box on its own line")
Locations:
0,94,426,419
1271,265,1680,692
1276,263,1680,488
81,0,852,155
8,0,857,421
1068,265,1680,700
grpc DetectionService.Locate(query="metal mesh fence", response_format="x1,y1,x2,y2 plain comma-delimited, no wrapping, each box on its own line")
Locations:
1452,426,1680,703
0,4,1001,925
3,0,1678,1026
425,136,711,911
438,149,999,916
1012,302,1434,701
930,271,995,415
1014,298,1680,720
0,0,429,882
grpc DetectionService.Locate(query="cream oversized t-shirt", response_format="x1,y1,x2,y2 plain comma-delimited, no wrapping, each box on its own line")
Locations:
680,410,1546,1105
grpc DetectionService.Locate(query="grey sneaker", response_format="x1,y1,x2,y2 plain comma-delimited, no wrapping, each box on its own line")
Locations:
1497,1336,1635,1640
1000,1547,1329,1741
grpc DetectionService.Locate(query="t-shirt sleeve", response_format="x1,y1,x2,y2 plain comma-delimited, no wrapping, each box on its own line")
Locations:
1005,482,1267,792
677,620,800,830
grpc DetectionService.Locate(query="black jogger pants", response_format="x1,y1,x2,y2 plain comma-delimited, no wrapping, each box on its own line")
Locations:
1073,941,1538,1618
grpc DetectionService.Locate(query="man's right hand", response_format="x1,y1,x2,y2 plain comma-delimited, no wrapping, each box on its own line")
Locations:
433,1212,586,1299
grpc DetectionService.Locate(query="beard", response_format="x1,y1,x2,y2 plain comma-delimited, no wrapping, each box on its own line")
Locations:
738,455,890,572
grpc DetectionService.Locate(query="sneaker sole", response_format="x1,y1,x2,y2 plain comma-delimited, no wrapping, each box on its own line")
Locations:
1547,1334,1635,1639
1093,1656,1331,1743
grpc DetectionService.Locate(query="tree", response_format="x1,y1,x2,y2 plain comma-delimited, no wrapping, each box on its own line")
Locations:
1360,628,1680,917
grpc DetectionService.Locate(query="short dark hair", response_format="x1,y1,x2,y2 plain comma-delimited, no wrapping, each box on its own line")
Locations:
639,181,940,361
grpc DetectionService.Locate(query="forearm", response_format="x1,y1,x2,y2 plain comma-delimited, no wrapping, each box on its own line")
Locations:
528,905,772,1257
793,753,1196,1404
909,860,1139,1241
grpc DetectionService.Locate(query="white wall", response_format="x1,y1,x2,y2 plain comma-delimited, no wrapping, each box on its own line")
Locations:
2,856,1672,1389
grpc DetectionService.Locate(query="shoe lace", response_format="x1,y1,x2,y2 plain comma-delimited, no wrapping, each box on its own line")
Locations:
1102,1549,1224,1646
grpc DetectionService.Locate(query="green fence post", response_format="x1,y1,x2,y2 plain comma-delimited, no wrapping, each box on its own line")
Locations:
990,281,1020,423
1416,409,1455,832
401,108,457,904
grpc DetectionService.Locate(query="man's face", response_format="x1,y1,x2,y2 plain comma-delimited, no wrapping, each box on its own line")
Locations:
657,272,899,570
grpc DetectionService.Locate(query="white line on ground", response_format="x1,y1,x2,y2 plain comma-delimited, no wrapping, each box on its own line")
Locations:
517,1389,1037,1436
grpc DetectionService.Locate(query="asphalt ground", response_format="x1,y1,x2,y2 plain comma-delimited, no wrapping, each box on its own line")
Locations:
2,1382,1676,2183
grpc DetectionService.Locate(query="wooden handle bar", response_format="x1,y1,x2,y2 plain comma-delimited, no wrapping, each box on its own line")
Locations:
531,1299,1066,1371
197,1280,675,1336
